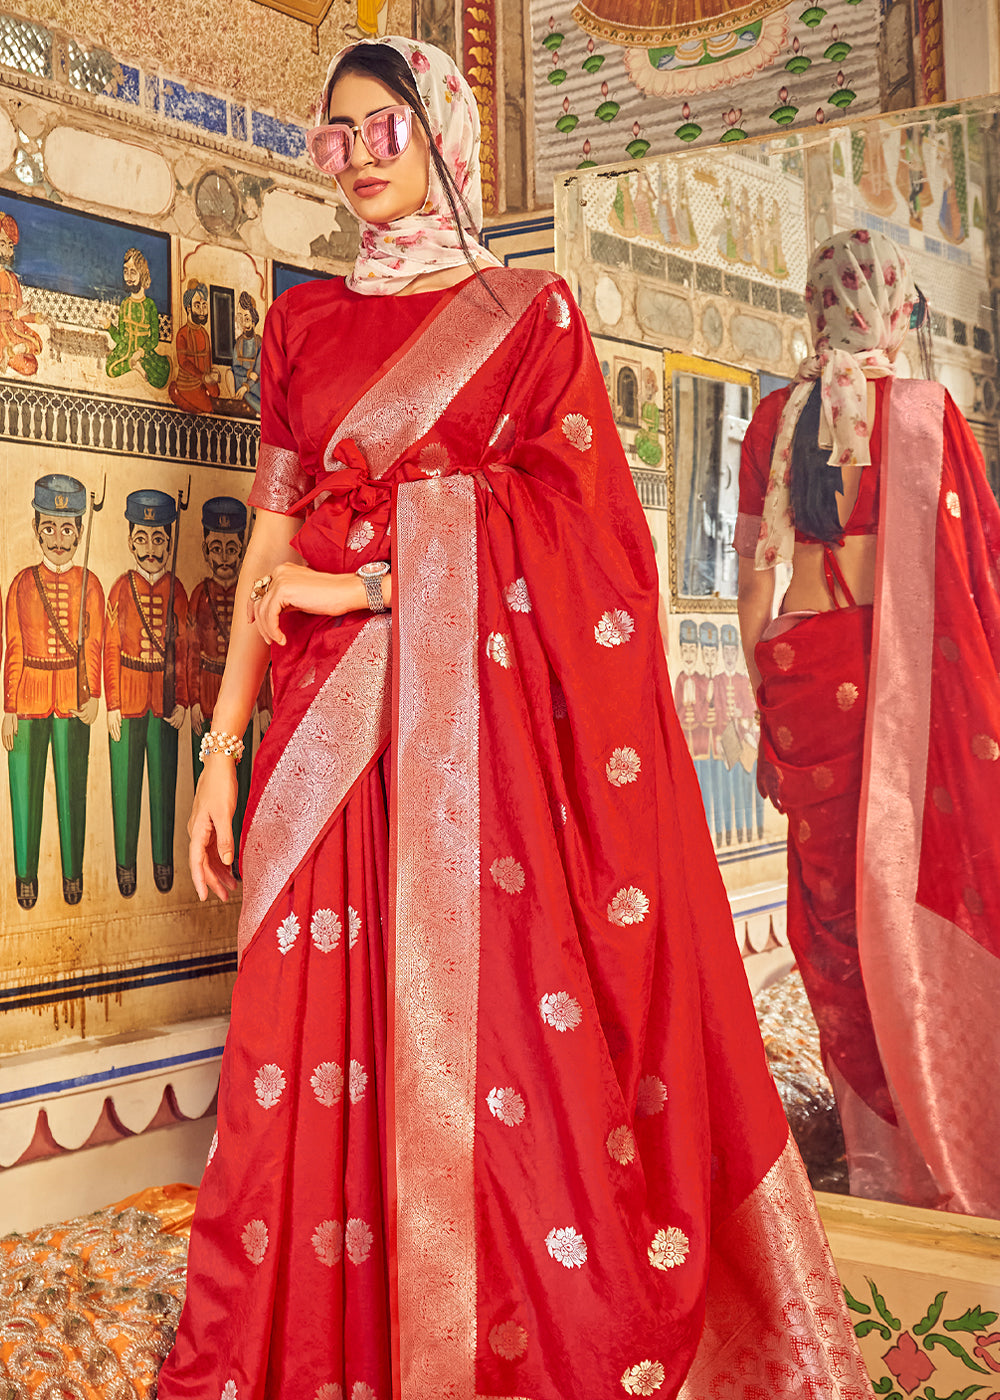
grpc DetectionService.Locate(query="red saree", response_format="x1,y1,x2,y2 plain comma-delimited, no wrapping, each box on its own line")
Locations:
158,270,868,1400
755,379,1000,1216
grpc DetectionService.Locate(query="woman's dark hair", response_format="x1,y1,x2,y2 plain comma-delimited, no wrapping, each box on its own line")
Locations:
325,44,504,309
789,382,847,544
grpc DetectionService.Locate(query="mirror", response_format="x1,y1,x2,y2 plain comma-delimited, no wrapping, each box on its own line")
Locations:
555,93,1000,1218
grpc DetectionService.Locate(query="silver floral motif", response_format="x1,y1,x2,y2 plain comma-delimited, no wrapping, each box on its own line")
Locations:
648,1226,690,1270
606,746,642,786
254,1063,286,1110
348,905,362,949
490,855,525,894
486,1086,526,1126
351,1385,377,1400
559,803,567,826
545,1225,588,1268
349,1059,369,1105
311,908,342,953
276,912,300,954
312,1218,343,1267
242,1219,268,1266
489,1319,529,1359
608,886,650,926
315,1386,344,1400
222,1383,238,1400
636,1075,667,1117
419,442,451,477
606,1125,637,1164
486,631,512,669
621,1360,666,1395
504,577,532,613
946,490,961,518
547,290,571,329
346,1217,374,1265
562,413,593,452
347,520,375,552
488,412,511,448
311,1061,344,1107
207,1129,219,1165
595,609,636,648
539,990,583,1032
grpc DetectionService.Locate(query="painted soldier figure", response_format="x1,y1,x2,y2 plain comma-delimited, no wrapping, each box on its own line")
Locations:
0,210,43,377
232,292,262,413
104,247,171,388
3,475,104,908
105,490,188,897
674,618,714,832
696,619,725,845
720,621,763,843
168,280,220,414
187,497,270,864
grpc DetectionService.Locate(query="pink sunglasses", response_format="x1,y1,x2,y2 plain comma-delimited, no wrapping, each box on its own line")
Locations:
306,105,413,175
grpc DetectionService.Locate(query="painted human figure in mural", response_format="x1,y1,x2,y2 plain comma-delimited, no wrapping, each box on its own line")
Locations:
104,248,171,388
634,364,662,466
104,490,188,897
674,617,714,838
3,475,104,910
169,280,221,414
187,497,270,868
719,621,762,843
696,619,726,845
936,127,967,246
0,210,43,377
231,292,262,413
896,126,932,230
766,197,788,279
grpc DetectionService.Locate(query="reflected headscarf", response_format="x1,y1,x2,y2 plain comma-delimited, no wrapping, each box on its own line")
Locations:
755,229,915,569
321,36,501,295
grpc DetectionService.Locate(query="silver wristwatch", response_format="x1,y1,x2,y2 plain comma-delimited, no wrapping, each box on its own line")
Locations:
357,560,390,613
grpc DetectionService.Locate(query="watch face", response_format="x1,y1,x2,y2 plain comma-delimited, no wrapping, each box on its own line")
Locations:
358,561,389,577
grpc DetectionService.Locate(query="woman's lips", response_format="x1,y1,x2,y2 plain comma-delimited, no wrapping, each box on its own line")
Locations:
353,179,389,198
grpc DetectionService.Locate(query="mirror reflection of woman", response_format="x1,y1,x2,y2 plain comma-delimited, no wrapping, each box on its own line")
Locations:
737,229,1000,1217
157,40,870,1400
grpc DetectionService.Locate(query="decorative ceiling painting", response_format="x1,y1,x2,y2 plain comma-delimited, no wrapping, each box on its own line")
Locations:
530,0,882,193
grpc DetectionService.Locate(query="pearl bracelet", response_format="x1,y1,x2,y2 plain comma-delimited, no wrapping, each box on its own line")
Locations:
199,730,245,763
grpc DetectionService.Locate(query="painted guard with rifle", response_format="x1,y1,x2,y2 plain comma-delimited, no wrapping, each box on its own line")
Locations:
105,484,189,897
2,474,106,909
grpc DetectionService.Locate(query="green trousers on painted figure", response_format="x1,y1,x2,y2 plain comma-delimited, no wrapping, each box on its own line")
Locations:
8,715,90,880
191,720,253,872
109,712,178,869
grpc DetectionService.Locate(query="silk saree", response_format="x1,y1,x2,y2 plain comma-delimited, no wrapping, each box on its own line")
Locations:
158,269,868,1400
754,379,1000,1216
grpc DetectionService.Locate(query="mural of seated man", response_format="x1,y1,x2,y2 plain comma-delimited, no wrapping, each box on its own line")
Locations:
0,210,43,377
168,280,220,414
231,291,262,414
104,247,171,389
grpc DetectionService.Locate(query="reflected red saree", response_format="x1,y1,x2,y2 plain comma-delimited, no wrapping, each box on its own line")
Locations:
158,270,868,1400
756,380,1000,1216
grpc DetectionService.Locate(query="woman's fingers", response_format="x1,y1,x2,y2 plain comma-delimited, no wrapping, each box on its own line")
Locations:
189,800,237,902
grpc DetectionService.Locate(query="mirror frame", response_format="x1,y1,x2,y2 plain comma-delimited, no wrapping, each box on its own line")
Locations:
665,351,759,613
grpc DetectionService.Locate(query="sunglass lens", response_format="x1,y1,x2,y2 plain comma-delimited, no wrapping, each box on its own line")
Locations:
364,110,410,160
308,126,352,174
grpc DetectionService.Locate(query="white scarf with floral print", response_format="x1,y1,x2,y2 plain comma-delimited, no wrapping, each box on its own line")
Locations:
321,36,501,295
755,229,915,568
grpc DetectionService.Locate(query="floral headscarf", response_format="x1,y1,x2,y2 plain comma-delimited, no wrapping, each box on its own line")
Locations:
321,36,501,294
755,228,915,568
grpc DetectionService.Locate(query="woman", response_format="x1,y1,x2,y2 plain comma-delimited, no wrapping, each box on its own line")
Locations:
158,39,869,1400
737,229,1000,1216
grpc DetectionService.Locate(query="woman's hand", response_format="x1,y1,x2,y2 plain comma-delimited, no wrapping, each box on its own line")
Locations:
188,755,240,902
249,561,376,646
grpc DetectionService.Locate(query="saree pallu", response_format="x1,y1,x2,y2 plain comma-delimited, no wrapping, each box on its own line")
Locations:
158,269,869,1400
757,379,1000,1218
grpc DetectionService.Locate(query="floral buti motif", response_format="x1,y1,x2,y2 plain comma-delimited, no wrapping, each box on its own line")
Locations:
636,1075,667,1117
648,1227,690,1270
836,682,859,712
315,1385,343,1400
486,631,513,669
312,1218,343,1268
562,413,593,452
242,1218,269,1266
621,1359,666,1395
504,577,532,613
487,1085,526,1126
348,906,362,949
222,1383,239,1400
351,1385,377,1400
349,1060,369,1104
276,912,300,955
539,990,583,1032
207,1129,219,1165
972,733,1000,761
606,746,641,786
489,1319,529,1360
419,442,450,477
311,908,342,953
595,610,635,648
345,1217,374,1265
311,1061,344,1107
347,520,375,552
608,886,650,927
946,490,961,519
254,1063,286,1110
490,855,525,894
545,1225,588,1269
546,290,571,329
606,1125,637,1165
